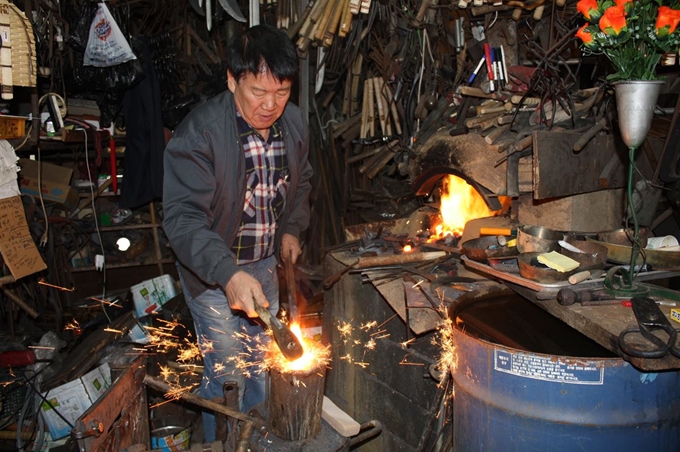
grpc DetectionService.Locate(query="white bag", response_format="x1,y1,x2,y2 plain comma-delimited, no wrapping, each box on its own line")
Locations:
83,2,136,67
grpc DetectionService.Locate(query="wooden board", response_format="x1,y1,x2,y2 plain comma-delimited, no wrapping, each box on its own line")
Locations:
506,283,680,372
74,355,149,452
533,131,627,199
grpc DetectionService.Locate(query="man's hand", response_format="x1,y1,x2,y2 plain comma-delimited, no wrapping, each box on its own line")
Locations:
224,271,268,318
281,233,301,264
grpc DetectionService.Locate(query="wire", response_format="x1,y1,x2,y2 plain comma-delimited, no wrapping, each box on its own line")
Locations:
12,124,33,151
36,144,49,248
79,128,110,322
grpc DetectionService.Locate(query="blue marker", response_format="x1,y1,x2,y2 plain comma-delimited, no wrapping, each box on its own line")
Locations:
468,56,486,84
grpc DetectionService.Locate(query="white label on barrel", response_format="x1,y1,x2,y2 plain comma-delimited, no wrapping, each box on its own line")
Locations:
494,349,604,385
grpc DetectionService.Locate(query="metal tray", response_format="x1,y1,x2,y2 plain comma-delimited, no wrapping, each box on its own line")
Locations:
461,255,678,295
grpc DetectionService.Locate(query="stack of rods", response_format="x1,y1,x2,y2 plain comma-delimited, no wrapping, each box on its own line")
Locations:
291,0,371,54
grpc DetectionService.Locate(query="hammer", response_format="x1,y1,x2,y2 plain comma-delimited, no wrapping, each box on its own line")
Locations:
254,304,304,361
556,288,624,306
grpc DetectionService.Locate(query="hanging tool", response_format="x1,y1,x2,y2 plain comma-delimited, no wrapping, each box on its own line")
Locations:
618,297,680,359
254,304,304,361
217,0,246,22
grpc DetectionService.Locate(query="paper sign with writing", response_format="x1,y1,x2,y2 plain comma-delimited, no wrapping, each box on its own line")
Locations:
0,196,46,279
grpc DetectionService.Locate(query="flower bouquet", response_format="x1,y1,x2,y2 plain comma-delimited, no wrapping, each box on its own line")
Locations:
575,0,680,81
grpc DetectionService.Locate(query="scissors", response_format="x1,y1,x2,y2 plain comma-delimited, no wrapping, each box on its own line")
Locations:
618,297,680,359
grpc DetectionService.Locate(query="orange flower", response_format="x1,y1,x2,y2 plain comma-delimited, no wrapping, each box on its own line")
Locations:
656,6,680,36
576,24,594,46
614,0,632,9
599,4,627,35
577,0,600,21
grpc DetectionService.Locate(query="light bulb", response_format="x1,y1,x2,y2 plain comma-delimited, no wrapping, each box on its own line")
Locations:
116,237,131,252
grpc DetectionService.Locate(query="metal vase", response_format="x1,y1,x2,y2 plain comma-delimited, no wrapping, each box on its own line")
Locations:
614,80,664,149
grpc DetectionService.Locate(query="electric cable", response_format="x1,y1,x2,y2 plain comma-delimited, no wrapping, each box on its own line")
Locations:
36,143,49,248
79,128,110,322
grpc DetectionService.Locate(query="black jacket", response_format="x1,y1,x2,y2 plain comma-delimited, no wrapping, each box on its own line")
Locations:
163,90,313,297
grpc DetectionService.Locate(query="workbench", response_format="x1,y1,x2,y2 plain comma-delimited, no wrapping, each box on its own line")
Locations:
462,256,680,372
328,249,680,373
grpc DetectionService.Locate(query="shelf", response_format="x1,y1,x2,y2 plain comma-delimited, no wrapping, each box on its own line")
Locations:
100,224,161,232
70,258,176,273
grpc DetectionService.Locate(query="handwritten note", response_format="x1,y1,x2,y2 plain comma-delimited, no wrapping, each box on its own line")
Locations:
0,196,46,279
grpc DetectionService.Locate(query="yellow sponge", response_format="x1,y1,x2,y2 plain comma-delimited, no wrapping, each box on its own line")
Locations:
536,251,580,272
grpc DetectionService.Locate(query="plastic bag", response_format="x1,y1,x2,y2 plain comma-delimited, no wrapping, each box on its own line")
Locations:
83,2,136,67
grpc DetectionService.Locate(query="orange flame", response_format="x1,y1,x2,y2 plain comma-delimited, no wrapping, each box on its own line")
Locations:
430,175,502,239
264,323,331,374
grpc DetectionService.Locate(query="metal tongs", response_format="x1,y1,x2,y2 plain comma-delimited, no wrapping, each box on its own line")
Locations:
618,297,680,359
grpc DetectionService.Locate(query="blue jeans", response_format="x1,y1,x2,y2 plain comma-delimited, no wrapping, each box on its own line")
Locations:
177,255,278,442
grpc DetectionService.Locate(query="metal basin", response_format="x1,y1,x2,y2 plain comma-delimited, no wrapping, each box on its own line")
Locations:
517,225,563,253
588,238,680,268
517,252,578,284
558,240,608,271
461,236,518,262
597,227,649,248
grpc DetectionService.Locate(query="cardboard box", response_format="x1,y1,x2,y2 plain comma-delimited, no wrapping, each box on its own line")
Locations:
18,158,78,209
41,363,112,439
80,362,112,402
131,274,178,318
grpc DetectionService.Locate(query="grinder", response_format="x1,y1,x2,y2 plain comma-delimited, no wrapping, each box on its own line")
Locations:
254,303,304,361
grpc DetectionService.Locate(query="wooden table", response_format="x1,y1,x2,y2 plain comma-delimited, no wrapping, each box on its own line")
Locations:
462,257,680,372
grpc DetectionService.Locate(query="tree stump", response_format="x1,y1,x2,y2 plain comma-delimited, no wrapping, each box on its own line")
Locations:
267,363,326,441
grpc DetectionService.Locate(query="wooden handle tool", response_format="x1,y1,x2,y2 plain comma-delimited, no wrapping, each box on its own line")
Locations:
254,304,304,361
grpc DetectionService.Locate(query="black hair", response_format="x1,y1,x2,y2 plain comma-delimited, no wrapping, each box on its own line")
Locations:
225,24,298,83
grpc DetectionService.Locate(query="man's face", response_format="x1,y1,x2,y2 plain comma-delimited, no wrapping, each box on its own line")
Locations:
227,70,292,138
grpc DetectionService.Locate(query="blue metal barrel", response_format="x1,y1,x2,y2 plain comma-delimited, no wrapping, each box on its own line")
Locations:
449,288,680,451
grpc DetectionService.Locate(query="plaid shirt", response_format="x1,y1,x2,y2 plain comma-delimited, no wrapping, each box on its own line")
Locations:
231,112,289,264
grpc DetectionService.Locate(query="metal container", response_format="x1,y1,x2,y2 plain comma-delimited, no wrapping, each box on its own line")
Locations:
460,236,518,262
598,227,649,248
150,416,191,452
614,80,664,149
558,239,608,270
517,252,578,284
448,286,680,452
517,225,562,253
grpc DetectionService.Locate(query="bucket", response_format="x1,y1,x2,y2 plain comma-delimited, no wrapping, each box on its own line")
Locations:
150,416,191,452
448,286,680,452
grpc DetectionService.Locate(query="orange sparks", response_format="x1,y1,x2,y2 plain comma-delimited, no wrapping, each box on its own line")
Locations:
103,328,123,334
159,365,173,380
209,306,221,315
209,326,228,335
400,356,424,366
64,319,80,331
436,315,458,386
38,279,75,291
402,244,413,253
90,297,123,308
177,339,201,362
401,338,416,348
263,323,331,374
338,321,354,341
28,345,54,350
360,321,377,331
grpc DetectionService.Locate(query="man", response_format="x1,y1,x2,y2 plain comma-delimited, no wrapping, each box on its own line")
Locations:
162,24,312,441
